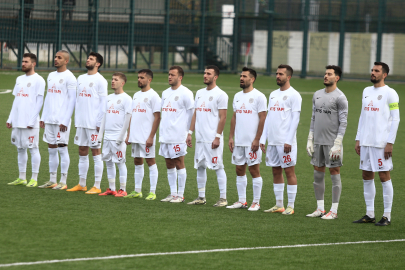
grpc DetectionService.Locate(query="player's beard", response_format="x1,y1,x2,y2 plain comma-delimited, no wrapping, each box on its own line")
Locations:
21,65,32,73
85,63,95,70
204,78,213,86
323,81,333,86
370,75,381,84
240,81,251,89
276,78,286,87
138,81,146,88
169,78,178,87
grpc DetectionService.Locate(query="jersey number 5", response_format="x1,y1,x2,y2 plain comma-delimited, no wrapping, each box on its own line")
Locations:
173,145,181,152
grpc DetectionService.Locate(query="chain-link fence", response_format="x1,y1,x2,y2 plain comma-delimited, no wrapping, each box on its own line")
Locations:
1,0,405,79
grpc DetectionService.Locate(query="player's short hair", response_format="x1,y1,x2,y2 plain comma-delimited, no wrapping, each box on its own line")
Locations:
58,50,70,57
206,65,220,77
277,64,293,77
138,69,153,79
23,53,37,63
169,66,184,78
113,72,127,83
89,52,103,68
374,61,389,75
325,65,342,79
242,67,257,81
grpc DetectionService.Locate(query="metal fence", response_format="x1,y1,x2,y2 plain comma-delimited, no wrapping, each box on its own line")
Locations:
1,0,405,79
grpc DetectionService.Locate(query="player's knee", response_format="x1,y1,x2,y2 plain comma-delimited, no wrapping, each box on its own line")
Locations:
146,158,155,167
329,167,340,175
378,171,390,182
362,170,374,180
58,144,67,148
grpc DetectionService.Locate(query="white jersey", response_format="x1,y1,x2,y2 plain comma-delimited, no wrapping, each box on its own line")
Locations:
75,72,108,129
356,85,399,148
195,86,228,143
233,88,267,146
128,89,161,144
104,92,132,140
41,70,76,125
264,87,302,145
7,73,45,128
159,85,194,144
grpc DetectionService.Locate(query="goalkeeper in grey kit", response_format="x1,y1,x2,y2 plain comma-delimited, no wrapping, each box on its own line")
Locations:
306,65,348,220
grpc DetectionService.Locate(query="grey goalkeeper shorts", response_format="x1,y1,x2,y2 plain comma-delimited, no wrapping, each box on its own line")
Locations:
310,144,343,168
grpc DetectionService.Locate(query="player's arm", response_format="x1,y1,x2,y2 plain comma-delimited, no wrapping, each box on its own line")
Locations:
284,111,300,153
259,113,269,152
329,95,348,161
116,113,131,145
186,110,196,148
125,117,132,145
146,112,161,148
355,97,364,156
6,98,17,129
97,112,106,144
228,112,236,153
96,96,107,131
307,95,316,157
60,77,77,132
252,111,266,152
212,109,227,149
385,92,400,159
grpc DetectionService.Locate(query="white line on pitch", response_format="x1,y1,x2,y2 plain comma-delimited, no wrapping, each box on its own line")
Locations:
0,90,12,94
0,239,404,268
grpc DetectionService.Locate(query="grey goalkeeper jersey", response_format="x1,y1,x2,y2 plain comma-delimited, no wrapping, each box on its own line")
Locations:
310,88,348,145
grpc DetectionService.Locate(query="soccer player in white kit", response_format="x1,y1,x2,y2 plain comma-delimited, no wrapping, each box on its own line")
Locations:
353,62,400,226
227,67,267,211
97,72,132,197
38,50,77,190
7,53,45,187
186,65,229,207
159,66,194,203
260,65,302,215
67,52,108,194
306,66,348,220
125,69,161,200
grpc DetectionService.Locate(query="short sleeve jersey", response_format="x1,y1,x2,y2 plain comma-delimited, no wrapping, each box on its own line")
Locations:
75,72,108,129
356,85,399,148
265,87,302,145
159,85,194,144
233,88,267,146
195,86,228,143
9,73,45,128
104,92,132,140
128,89,161,144
312,88,348,145
41,70,77,125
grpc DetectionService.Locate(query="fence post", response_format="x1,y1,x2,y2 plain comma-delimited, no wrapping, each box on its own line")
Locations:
266,0,274,75
93,0,99,53
376,0,385,62
198,0,206,71
128,0,135,70
56,0,62,51
300,0,309,78
17,0,25,70
162,0,170,71
338,0,346,70
232,0,239,71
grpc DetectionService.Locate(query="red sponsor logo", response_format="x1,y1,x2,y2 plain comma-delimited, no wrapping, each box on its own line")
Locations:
364,100,379,111
269,100,284,111
132,102,146,113
197,101,211,112
48,83,61,94
107,104,119,114
162,102,177,112
236,103,252,114
17,88,29,97
79,87,92,97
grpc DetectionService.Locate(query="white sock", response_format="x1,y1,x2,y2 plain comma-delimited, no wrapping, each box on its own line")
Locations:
60,173,67,184
149,164,158,193
94,181,101,189
287,185,297,209
135,164,144,192
382,180,393,221
117,162,127,191
177,168,186,197
29,148,41,175
273,183,284,207
236,175,247,203
58,146,70,175
17,148,28,179
197,167,207,198
48,148,59,183
31,173,39,181
216,168,227,199
78,155,89,186
106,160,116,179
252,177,263,203
93,155,103,184
363,179,376,218
331,203,339,214
317,200,325,212
108,178,116,191
167,168,177,196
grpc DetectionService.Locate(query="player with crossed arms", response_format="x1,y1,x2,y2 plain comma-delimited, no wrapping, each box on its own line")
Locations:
306,65,348,219
7,53,45,188
97,72,132,197
159,66,194,203
39,50,77,190
227,67,267,211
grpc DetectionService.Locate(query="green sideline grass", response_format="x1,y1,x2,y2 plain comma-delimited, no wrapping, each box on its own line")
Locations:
0,71,404,269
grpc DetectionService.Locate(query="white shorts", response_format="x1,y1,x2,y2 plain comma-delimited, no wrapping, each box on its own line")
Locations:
43,123,71,145
311,144,343,168
102,140,127,163
194,142,224,170
159,143,187,159
11,128,39,149
266,145,297,168
231,146,262,166
74,127,101,149
360,146,393,172
131,143,156,158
